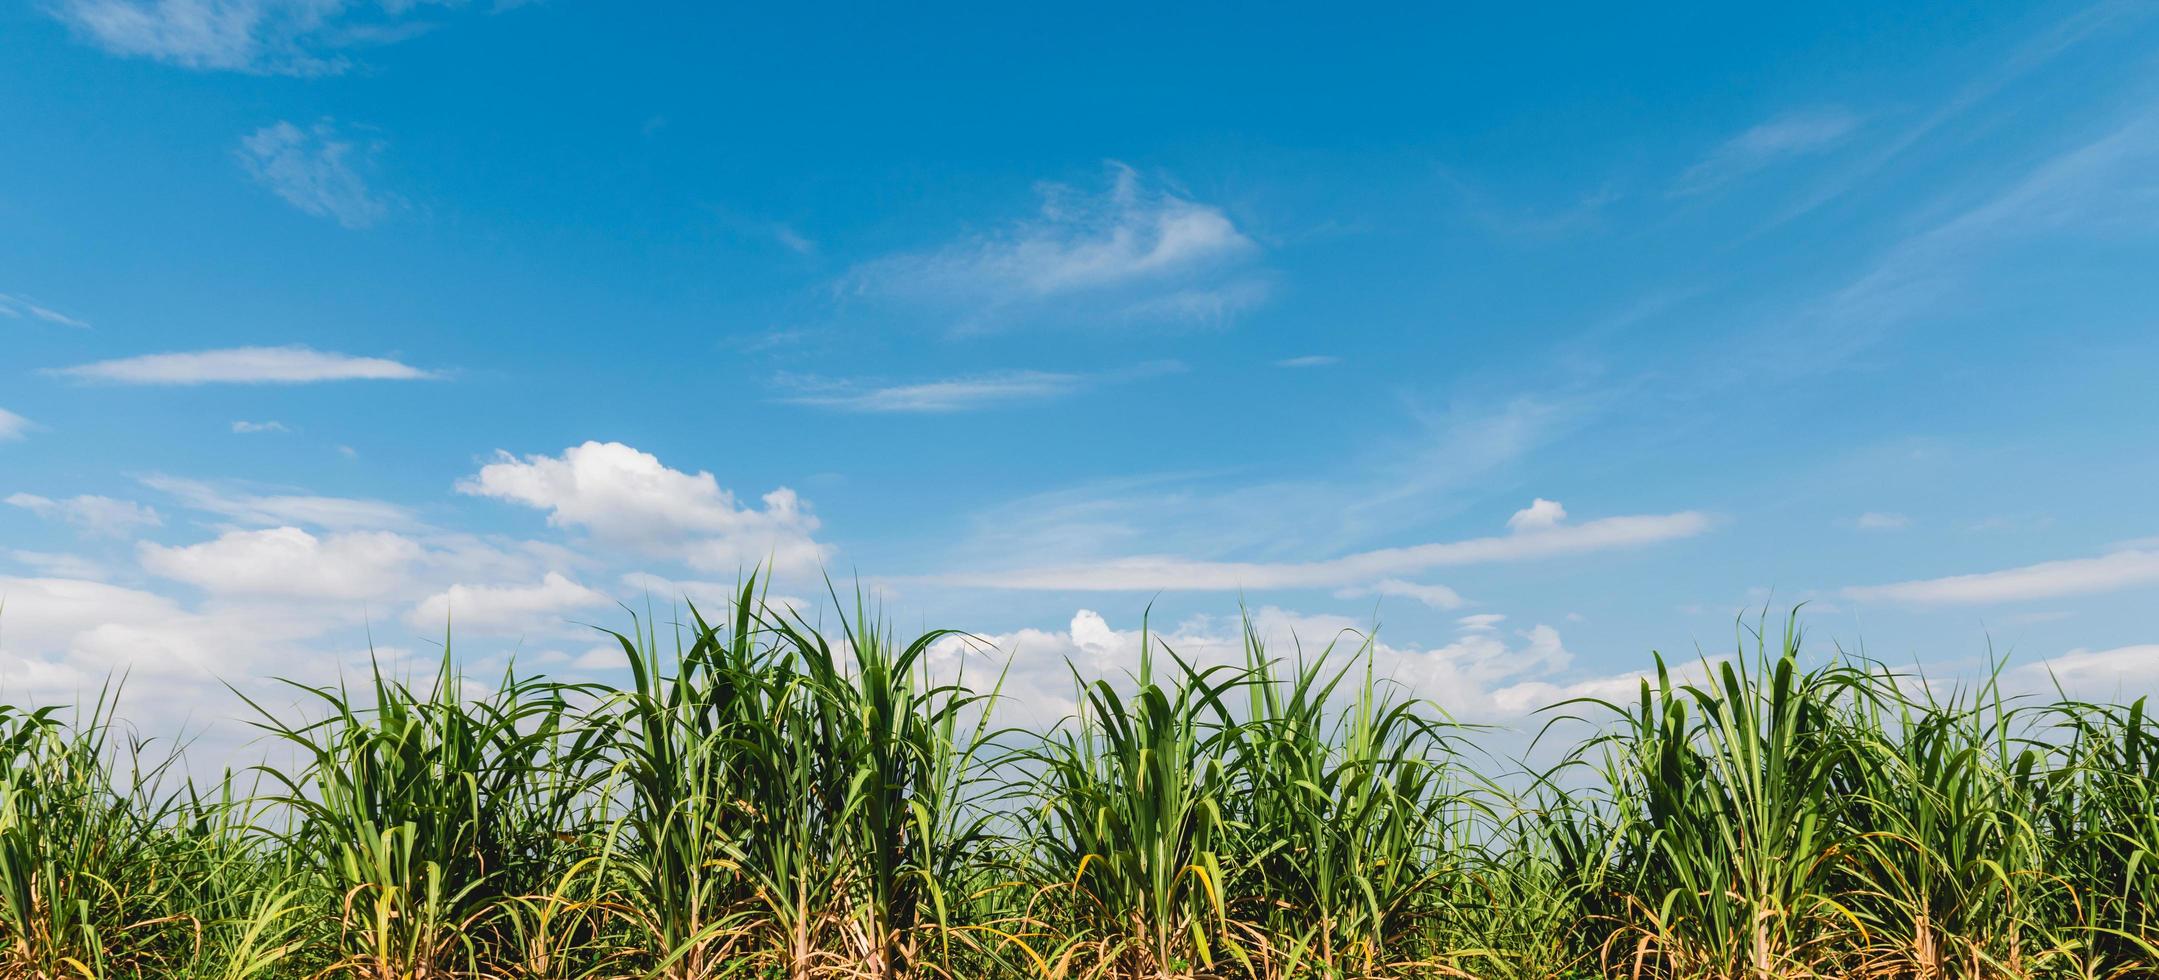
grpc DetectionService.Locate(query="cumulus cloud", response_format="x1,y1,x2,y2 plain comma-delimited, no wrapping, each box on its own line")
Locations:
0,573,344,718
1844,548,2159,604
406,572,612,634
237,120,395,228
139,526,424,599
942,501,1710,592
53,346,434,384
0,450,811,760
6,493,163,538
0,576,197,690
1506,498,1567,531
926,606,1604,726
849,162,1265,330
458,441,831,576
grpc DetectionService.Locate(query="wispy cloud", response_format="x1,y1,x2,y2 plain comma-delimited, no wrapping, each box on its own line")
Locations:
141,474,420,530
1274,354,1341,368
237,120,394,228
781,370,1083,413
52,346,435,385
6,493,163,538
1742,103,2159,377
941,500,1711,591
1674,107,1860,196
778,361,1182,413
0,408,30,442
772,224,817,255
1440,174,1618,240
848,162,1265,330
1334,578,1467,609
1856,511,1911,530
0,293,90,328
1844,548,2159,604
231,420,291,434
941,391,1613,584
1776,1,2143,222
6,550,105,579
50,0,494,76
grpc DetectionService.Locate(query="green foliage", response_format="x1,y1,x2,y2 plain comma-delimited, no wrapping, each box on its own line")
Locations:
0,595,2152,979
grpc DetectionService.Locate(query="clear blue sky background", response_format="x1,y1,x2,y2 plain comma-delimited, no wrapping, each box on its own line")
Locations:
4,0,2158,733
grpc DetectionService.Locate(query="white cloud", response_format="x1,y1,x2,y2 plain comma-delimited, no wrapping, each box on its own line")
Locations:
1113,280,1271,324
237,120,394,228
942,393,1603,582
1745,107,2159,375
1457,613,1506,631
0,573,370,743
2019,644,2159,691
1334,578,1466,610
1844,548,2159,604
141,474,418,530
772,224,816,255
0,575,195,692
0,409,32,442
779,361,1181,413
928,606,1595,725
50,0,474,76
5,551,105,579
53,346,433,385
570,644,631,671
1773,5,2125,223
231,420,291,433
1275,355,1341,368
1506,498,1567,531
780,370,1085,413
139,526,423,599
1856,511,1911,530
0,293,90,328
1479,654,1721,720
406,572,612,634
458,441,830,576
943,502,1710,592
618,571,742,610
618,571,812,619
0,453,758,760
849,162,1264,330
6,493,163,538
1674,107,1860,195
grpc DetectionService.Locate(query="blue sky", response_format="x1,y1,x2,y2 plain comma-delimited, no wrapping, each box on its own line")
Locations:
5,0,2159,735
